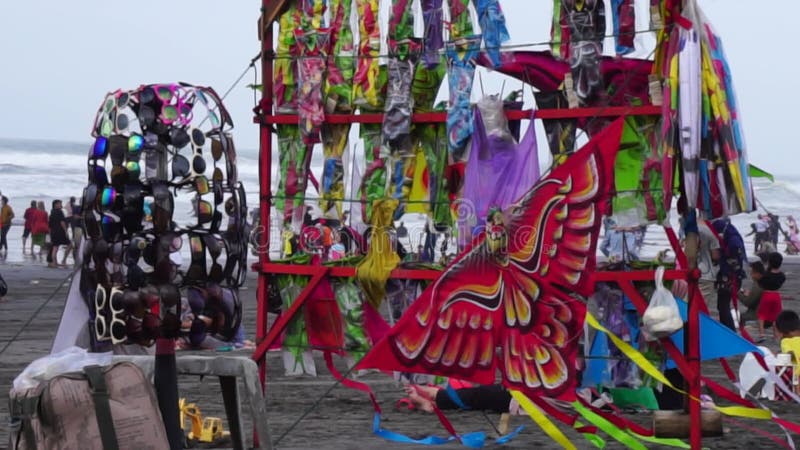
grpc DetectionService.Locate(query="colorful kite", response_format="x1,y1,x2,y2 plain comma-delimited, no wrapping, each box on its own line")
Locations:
357,119,624,401
446,36,481,159
274,5,302,113
421,0,444,68
563,0,606,105
475,0,510,68
353,0,383,109
320,0,355,218
611,0,636,55
294,28,331,145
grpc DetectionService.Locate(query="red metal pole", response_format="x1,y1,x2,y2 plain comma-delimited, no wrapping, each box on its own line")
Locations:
256,1,274,388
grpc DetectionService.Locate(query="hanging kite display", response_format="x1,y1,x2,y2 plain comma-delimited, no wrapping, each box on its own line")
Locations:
252,2,787,448
658,0,753,217
86,83,246,349
320,0,355,219
357,119,623,399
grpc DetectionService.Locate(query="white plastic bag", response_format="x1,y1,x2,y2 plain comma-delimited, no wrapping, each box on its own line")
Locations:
12,346,112,391
642,266,684,339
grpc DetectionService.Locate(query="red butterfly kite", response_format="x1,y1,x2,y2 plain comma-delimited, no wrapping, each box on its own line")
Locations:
357,119,623,401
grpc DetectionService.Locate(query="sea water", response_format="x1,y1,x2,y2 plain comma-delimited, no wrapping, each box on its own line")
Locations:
0,136,798,265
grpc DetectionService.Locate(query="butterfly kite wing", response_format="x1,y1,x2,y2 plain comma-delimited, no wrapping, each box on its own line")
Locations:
357,119,623,398
506,119,623,296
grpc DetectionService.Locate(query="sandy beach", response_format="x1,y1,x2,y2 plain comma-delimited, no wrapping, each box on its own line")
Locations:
1,257,799,449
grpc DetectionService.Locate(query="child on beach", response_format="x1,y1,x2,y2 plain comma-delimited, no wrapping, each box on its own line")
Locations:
21,200,36,254
757,252,786,341
740,261,765,327
775,310,800,394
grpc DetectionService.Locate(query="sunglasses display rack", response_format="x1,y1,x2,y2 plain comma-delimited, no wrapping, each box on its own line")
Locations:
81,83,248,350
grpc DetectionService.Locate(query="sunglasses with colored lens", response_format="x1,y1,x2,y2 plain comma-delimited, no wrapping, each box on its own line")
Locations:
91,136,109,159
185,234,207,284
88,160,108,186
209,132,238,187
128,134,144,158
100,213,122,242
98,186,117,210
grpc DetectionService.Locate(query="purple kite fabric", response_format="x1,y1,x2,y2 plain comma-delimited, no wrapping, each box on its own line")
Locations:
475,0,510,68
461,108,540,225
421,0,444,68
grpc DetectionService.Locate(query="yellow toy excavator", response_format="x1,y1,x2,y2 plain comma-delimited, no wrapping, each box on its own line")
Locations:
179,398,230,444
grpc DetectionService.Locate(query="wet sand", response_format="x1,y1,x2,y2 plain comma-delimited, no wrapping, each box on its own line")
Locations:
1,261,800,449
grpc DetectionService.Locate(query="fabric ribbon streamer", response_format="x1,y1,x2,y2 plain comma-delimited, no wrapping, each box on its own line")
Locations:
612,0,636,55
474,0,510,68
613,113,665,226
446,36,481,159
563,0,606,106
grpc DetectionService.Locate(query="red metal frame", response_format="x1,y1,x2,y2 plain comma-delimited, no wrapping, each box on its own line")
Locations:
253,3,703,448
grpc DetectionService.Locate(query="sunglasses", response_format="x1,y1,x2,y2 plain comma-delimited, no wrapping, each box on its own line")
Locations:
108,287,128,344
121,184,144,234
88,158,108,186
194,87,234,130
209,132,238,187
151,182,174,234
203,233,227,283
94,284,111,342
91,136,109,159
100,212,123,242
185,234,208,284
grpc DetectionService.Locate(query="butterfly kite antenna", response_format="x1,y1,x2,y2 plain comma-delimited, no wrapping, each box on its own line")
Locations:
499,79,506,99
478,71,485,97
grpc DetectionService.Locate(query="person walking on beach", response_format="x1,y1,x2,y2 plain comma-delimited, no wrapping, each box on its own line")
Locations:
21,201,37,254
31,201,49,256
48,200,71,267
0,196,14,255
712,218,748,331
68,197,83,265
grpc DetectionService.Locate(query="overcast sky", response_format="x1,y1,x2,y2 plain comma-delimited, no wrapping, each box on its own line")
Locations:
0,1,794,175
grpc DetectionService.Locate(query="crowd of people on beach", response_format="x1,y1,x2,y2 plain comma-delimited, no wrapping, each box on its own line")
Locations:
0,192,83,268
